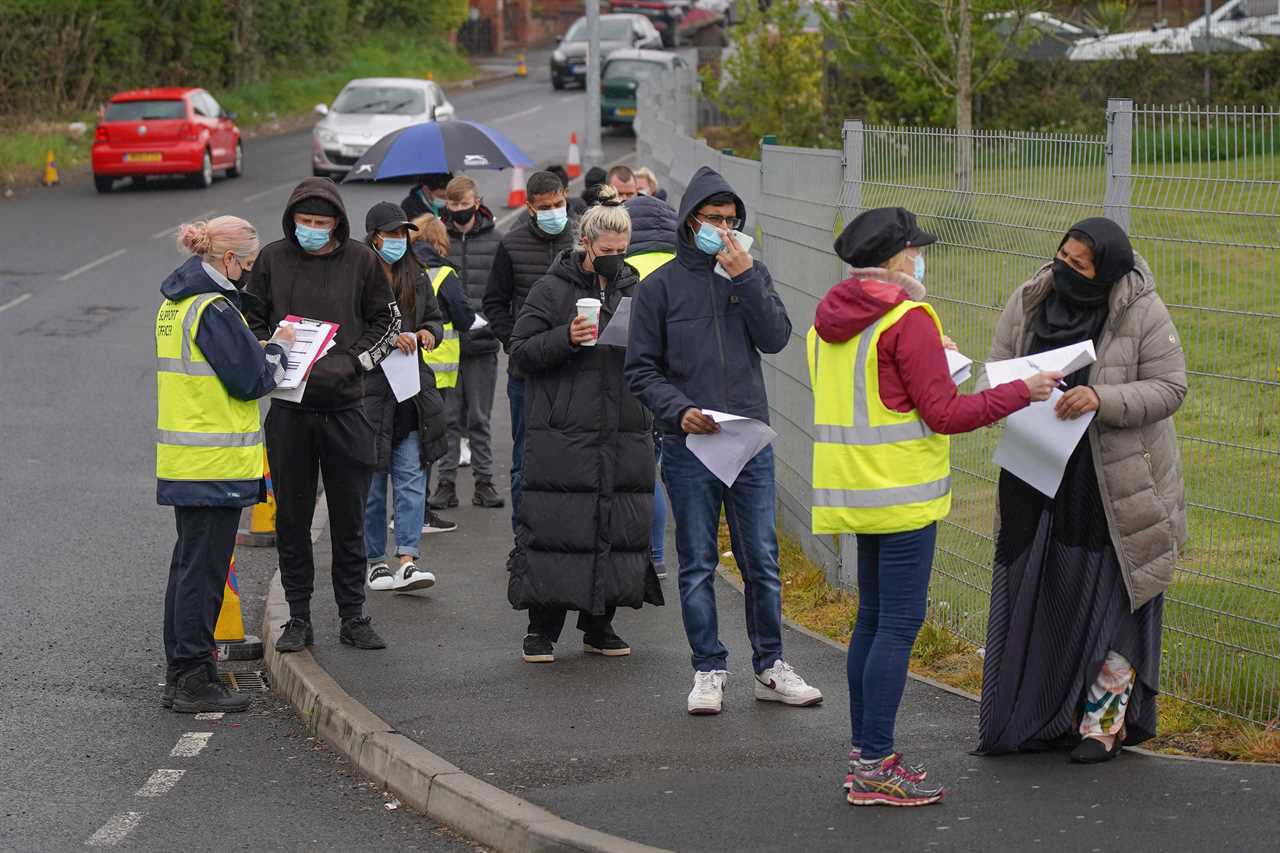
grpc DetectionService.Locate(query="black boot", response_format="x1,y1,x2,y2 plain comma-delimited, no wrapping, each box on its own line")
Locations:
161,670,179,709
171,667,253,714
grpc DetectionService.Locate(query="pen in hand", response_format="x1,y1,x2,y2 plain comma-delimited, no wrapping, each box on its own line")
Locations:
1027,359,1069,391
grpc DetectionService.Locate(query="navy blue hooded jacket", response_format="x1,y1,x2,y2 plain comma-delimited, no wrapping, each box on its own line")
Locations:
624,195,678,256
157,255,287,507
624,167,791,434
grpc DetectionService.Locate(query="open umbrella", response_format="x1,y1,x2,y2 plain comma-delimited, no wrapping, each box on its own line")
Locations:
342,120,534,182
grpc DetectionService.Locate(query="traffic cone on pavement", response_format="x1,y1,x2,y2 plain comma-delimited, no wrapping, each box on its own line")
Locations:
516,54,528,78
214,556,263,661
506,166,527,208
566,133,582,179
41,149,59,186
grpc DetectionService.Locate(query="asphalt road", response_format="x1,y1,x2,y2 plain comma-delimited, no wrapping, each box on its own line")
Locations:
0,60,631,853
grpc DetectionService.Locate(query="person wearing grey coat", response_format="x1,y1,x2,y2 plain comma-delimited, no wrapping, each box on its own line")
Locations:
975,217,1187,764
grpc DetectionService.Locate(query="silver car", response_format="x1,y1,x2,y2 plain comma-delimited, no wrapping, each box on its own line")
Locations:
311,77,455,178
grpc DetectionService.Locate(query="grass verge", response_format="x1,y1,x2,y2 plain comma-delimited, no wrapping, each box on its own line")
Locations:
717,520,1280,763
0,31,473,186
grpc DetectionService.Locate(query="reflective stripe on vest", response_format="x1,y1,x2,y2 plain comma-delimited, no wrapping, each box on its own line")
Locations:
626,251,675,281
421,265,459,389
155,292,265,483
807,300,951,535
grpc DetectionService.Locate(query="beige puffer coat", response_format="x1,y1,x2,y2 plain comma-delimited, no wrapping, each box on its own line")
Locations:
985,254,1188,610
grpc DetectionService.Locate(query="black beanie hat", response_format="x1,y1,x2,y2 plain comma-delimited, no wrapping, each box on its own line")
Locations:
294,196,340,218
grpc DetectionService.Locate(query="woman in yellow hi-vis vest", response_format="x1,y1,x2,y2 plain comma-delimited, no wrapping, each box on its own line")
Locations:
157,217,294,713
809,208,1060,807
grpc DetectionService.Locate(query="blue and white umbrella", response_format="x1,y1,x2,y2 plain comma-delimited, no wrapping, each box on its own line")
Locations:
342,120,534,182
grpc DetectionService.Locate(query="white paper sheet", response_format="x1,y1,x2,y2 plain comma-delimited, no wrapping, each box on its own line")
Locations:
470,314,489,331
268,339,334,402
686,409,778,487
597,297,633,347
379,348,421,402
994,389,1095,498
275,318,339,390
714,231,755,279
946,349,973,385
984,340,1096,388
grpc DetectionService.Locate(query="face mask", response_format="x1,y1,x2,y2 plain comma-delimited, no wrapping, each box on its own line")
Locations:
591,252,626,282
450,207,476,227
378,237,407,264
295,223,331,252
694,221,724,256
1051,258,1110,306
535,206,568,235
913,252,926,283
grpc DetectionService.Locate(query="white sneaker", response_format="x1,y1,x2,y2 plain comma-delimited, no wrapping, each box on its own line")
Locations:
687,669,728,715
393,562,435,593
367,562,396,591
459,438,472,467
754,660,823,706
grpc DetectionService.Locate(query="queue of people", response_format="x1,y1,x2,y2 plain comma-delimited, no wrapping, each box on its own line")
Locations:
155,162,1185,813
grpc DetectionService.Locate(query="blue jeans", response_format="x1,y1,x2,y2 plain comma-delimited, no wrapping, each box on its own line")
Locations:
651,434,666,564
847,523,937,760
363,432,427,561
507,373,525,533
661,437,783,674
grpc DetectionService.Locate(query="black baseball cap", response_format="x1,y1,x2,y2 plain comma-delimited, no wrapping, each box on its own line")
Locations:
834,207,936,268
365,201,419,234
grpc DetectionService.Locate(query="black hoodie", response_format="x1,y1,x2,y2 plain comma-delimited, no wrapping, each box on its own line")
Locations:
245,177,398,411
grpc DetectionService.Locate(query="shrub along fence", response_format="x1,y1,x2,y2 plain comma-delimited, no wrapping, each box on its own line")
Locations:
637,69,1280,724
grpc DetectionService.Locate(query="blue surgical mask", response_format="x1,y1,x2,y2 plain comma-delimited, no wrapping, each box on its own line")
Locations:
694,221,724,256
296,223,332,252
913,252,926,283
535,206,568,235
378,237,407,264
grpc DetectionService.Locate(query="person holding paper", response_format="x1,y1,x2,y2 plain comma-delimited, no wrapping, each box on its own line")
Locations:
813,207,1060,806
360,202,450,594
626,166,823,716
976,217,1187,764
507,190,663,664
157,216,294,712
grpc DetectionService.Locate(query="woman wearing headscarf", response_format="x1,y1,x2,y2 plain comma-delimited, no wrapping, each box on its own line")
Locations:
976,217,1188,763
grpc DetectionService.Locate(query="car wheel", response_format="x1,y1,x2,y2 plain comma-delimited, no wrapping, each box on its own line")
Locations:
227,141,243,178
94,175,113,194
190,150,213,189
552,75,565,91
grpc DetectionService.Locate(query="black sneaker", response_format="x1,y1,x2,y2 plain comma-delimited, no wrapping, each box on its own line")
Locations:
339,616,387,650
522,633,554,663
276,618,313,653
171,667,252,714
429,485,458,509
472,481,506,508
423,510,458,534
584,628,631,657
161,670,178,708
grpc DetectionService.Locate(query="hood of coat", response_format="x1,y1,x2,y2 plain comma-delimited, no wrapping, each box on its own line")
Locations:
675,166,747,268
548,247,640,296
161,255,231,301
815,267,927,343
1019,251,1156,322
411,241,451,270
280,177,352,251
624,194,678,256
446,204,497,237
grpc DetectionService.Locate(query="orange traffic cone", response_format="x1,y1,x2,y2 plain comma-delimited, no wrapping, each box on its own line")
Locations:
566,133,582,179
41,149,59,187
505,166,527,208
516,54,528,78
214,555,263,660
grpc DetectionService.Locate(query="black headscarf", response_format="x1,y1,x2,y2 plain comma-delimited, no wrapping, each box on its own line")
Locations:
1030,217,1135,383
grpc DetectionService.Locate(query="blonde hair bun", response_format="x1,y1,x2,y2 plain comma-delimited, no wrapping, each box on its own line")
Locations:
594,185,621,206
177,222,213,255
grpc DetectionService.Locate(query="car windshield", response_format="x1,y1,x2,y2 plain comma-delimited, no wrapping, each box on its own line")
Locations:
566,18,634,41
604,60,666,81
105,100,185,121
331,86,425,115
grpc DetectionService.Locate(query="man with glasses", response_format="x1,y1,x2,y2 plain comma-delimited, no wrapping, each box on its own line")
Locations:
626,166,823,716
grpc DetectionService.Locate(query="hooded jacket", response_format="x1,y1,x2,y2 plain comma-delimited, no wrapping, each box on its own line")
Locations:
444,206,501,356
624,194,678,256
625,166,791,433
814,268,1030,435
482,211,577,360
412,242,477,334
156,256,288,507
244,177,399,411
507,248,663,614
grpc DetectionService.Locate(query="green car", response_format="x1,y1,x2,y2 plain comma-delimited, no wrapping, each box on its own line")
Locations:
601,49,688,128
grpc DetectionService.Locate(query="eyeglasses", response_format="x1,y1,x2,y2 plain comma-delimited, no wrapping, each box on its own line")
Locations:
697,214,742,230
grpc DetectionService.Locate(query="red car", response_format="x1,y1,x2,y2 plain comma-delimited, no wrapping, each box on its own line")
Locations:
92,87,243,193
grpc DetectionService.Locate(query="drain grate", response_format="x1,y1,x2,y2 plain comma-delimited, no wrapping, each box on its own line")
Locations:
218,670,270,692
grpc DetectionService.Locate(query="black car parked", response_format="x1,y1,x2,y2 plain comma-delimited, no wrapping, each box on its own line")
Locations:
550,14,664,90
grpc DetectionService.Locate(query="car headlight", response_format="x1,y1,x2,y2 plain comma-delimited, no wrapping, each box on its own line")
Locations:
315,127,338,146
553,50,566,63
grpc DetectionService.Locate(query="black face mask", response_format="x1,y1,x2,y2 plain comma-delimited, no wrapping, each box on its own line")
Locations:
1050,258,1110,307
592,253,626,282
450,207,476,227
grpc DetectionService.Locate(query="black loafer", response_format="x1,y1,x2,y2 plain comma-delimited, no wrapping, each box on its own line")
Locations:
1070,736,1122,764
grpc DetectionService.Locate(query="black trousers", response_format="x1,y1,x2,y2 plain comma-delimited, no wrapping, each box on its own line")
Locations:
165,506,241,678
265,404,374,622
528,606,617,643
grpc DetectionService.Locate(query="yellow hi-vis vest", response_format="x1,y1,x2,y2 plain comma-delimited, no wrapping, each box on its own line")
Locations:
626,250,675,281
155,293,264,485
807,300,951,535
421,265,459,389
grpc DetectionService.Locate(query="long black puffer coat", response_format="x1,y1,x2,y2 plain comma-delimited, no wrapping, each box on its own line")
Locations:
507,249,664,615
363,269,449,473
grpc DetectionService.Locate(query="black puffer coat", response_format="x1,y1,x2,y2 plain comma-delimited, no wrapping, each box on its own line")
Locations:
507,249,664,615
363,269,449,473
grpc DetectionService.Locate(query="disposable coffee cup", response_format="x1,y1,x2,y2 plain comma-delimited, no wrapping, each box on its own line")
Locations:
575,297,602,347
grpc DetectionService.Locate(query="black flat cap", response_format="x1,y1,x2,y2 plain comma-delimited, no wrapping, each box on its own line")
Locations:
365,201,419,234
834,207,936,268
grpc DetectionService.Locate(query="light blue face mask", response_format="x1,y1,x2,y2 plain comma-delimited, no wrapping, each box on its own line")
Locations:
378,237,407,264
295,223,332,252
913,252,926,282
535,206,568,235
694,221,724,255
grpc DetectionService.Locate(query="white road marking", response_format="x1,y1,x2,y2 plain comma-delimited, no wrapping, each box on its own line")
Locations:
58,249,127,282
134,769,186,798
152,210,216,240
493,105,544,124
85,812,143,846
169,731,213,758
0,293,31,313
193,712,224,721
243,180,298,203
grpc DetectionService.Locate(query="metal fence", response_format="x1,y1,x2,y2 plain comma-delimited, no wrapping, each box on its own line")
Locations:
636,73,1280,724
